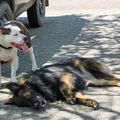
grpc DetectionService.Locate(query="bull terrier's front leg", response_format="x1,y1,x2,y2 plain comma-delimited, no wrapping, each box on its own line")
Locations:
10,56,19,82
28,46,37,71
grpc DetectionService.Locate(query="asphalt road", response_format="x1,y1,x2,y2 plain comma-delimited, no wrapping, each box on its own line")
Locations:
1,0,120,119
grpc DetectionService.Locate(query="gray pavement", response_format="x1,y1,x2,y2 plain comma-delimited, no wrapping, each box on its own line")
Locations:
1,0,120,119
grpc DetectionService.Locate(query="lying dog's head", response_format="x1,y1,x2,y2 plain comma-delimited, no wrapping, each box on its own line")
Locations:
4,82,48,109
0,24,28,53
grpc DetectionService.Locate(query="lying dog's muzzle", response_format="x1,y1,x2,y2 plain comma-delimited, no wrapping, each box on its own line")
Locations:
34,99,48,109
41,99,48,108
34,93,48,109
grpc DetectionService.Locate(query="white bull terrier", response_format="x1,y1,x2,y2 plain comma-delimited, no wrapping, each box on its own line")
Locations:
0,20,37,87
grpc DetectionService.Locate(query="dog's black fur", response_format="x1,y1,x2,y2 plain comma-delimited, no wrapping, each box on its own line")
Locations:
4,57,120,109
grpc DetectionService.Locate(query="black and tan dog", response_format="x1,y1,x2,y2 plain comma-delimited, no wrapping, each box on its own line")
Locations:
4,57,120,110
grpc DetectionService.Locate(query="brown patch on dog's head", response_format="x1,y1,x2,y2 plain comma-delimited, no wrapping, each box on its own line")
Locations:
0,28,11,35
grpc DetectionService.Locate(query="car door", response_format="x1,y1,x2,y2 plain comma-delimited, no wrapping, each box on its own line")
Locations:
15,0,35,17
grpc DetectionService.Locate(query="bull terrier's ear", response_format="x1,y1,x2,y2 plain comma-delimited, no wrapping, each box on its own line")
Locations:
0,28,11,35
4,97,15,105
5,82,20,93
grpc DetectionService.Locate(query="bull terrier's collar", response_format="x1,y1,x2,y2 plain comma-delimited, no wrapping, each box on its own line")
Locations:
0,44,12,50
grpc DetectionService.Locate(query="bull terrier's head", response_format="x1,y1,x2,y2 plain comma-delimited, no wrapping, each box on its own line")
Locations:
0,24,28,53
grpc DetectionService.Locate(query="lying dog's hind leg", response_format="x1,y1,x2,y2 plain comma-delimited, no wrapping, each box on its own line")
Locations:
59,72,76,105
88,78,120,87
75,92,99,110
111,73,120,80
107,80,120,87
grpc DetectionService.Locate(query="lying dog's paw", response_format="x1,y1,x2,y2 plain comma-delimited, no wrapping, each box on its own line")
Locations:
91,100,99,110
86,99,99,110
67,97,76,105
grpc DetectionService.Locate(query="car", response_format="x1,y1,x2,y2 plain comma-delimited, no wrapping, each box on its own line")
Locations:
0,0,49,27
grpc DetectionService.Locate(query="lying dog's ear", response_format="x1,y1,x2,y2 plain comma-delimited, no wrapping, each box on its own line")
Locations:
0,28,11,35
4,97,15,105
5,82,20,93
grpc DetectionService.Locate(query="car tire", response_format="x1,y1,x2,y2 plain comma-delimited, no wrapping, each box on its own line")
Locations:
27,0,45,27
0,1,13,22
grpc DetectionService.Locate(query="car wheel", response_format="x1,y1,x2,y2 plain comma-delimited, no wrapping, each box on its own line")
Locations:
0,1,13,25
27,0,45,27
